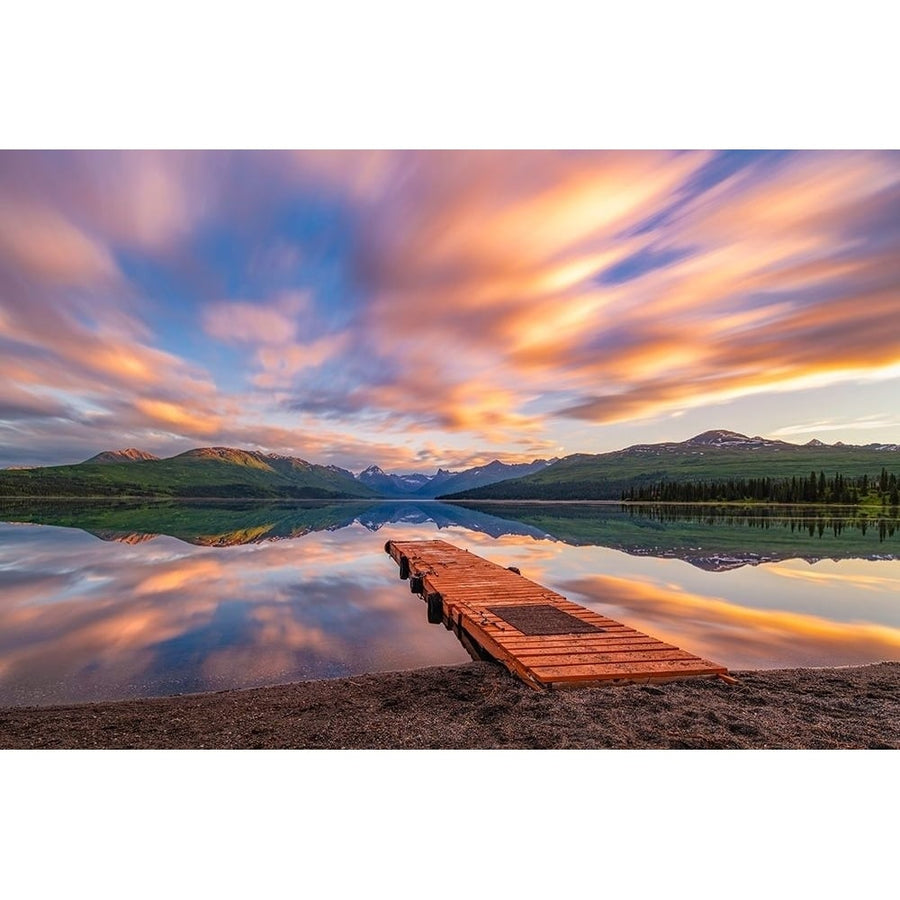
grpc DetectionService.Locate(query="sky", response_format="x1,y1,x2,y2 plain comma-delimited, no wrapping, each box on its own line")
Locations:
1,149,900,472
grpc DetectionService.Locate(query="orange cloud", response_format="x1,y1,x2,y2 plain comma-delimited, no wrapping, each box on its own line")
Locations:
350,151,900,433
133,398,223,436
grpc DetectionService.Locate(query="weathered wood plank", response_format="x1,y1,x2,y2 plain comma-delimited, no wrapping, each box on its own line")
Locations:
508,645,677,657
511,650,699,666
529,659,729,681
501,635,670,647
499,635,671,648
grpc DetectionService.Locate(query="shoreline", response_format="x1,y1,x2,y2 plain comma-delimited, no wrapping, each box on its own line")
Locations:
2,660,898,749
0,496,891,502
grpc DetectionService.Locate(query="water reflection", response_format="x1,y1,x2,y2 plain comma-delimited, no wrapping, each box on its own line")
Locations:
1,500,899,705
450,502,900,568
560,565,900,671
0,520,472,706
0,499,548,547
3,499,899,566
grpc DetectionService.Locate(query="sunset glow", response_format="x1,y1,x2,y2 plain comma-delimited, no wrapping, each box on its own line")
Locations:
2,150,899,470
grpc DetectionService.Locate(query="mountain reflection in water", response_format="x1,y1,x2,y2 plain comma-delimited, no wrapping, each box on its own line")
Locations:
1,500,899,705
451,502,900,570
2,499,898,567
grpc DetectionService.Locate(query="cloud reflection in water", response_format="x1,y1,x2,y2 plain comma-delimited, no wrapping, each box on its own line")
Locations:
1,501,900,704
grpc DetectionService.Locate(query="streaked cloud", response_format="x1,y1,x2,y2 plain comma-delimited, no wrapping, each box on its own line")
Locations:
2,150,899,468
771,416,900,437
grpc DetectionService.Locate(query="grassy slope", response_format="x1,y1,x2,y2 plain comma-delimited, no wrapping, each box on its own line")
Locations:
0,452,379,499
443,445,900,500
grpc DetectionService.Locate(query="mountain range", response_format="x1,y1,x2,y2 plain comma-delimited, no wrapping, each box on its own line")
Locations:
440,430,900,500
356,458,555,497
0,446,553,499
0,447,377,499
0,430,897,499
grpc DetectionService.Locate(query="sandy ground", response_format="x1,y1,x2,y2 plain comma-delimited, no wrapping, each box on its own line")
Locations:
1,661,898,749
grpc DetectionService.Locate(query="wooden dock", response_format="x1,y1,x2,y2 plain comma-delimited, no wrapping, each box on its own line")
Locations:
385,539,730,690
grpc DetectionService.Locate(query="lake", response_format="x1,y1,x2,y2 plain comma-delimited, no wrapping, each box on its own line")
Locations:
1,499,899,706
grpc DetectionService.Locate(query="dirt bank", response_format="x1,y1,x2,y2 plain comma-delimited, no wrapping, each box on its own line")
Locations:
1,661,898,749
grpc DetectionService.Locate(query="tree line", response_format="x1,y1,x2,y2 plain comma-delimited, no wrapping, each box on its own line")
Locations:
619,503,898,540
623,469,900,506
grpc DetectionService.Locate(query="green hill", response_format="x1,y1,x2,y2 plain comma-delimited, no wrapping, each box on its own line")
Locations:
0,447,378,499
441,431,900,500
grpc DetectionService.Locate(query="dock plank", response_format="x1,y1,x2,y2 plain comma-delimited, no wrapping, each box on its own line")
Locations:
386,539,729,690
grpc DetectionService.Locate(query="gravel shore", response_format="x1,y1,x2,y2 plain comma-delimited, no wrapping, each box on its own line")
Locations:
1,661,898,749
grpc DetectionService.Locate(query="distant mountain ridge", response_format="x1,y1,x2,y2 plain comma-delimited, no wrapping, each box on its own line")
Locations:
418,458,556,496
355,459,555,497
684,429,786,447
624,429,814,454
639,430,900,453
84,448,160,464
356,465,436,496
3,431,899,500
441,430,900,500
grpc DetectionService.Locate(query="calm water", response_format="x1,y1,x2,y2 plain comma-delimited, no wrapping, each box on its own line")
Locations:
1,500,899,706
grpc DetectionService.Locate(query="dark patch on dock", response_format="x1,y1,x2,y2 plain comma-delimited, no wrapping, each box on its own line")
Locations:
487,604,605,636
